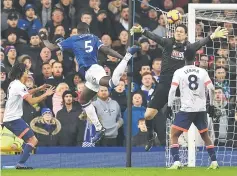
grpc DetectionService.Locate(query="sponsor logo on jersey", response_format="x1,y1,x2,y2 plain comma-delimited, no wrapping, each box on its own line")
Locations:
171,50,184,60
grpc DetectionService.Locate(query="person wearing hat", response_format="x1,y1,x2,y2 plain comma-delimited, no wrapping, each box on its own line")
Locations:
17,4,42,37
3,45,18,74
1,0,15,31
2,11,29,42
30,108,61,146
96,10,115,39
56,90,85,146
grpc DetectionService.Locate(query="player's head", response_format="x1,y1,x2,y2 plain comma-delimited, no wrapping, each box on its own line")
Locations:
77,22,90,34
8,63,28,82
184,45,196,65
174,24,187,42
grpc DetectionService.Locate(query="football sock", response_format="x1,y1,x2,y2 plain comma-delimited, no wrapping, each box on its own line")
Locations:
206,145,217,161
171,144,180,162
83,102,103,131
109,53,132,88
18,143,34,164
145,119,154,139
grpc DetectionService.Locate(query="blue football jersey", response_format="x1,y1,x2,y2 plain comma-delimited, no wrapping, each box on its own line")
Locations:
57,34,103,68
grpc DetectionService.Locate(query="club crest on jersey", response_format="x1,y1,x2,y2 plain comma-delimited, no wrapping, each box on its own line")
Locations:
171,50,184,60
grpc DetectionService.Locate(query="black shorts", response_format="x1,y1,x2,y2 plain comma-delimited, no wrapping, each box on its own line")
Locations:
172,111,208,133
148,76,180,110
148,82,170,110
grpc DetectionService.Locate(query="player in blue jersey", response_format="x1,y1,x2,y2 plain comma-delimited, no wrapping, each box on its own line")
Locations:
39,22,140,143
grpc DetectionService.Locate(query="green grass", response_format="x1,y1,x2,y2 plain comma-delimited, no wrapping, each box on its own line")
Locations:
2,167,237,176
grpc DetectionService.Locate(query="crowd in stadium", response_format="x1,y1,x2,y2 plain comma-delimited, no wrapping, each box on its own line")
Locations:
1,0,237,151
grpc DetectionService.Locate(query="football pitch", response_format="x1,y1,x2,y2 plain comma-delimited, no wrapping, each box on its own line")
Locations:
2,167,237,176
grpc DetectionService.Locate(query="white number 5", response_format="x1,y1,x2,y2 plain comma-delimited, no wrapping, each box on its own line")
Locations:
85,40,93,53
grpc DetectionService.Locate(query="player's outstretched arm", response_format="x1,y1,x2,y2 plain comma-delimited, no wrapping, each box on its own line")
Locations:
25,86,55,105
39,31,60,51
99,45,123,60
28,84,51,95
130,24,168,47
190,26,228,51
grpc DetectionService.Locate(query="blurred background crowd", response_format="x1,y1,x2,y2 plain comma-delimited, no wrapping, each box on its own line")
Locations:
0,0,237,153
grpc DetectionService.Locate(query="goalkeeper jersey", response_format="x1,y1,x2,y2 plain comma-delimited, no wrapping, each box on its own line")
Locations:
143,30,212,82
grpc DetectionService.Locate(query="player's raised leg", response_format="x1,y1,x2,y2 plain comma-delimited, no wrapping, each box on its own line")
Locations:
99,46,141,88
144,83,169,151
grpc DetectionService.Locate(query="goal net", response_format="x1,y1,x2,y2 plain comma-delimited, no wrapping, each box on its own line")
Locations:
134,1,237,167
165,4,237,167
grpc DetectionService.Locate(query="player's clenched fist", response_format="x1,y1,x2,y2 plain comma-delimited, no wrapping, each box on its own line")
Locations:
39,31,48,41
130,24,145,36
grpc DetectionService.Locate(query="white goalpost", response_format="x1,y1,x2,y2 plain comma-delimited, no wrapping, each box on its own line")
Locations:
187,3,237,167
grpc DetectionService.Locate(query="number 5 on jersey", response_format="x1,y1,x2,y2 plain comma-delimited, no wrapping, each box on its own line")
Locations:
85,40,93,53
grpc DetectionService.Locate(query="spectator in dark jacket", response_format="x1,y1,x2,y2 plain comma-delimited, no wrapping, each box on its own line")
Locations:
3,45,18,73
30,108,61,146
56,90,85,146
2,11,29,42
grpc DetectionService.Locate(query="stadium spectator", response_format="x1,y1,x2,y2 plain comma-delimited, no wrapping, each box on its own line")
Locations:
0,66,9,92
132,118,159,147
92,86,123,146
1,0,15,31
17,4,42,37
70,28,78,36
3,46,17,73
80,11,101,37
2,11,29,42
39,0,52,27
52,82,69,116
45,8,70,40
30,108,61,146
114,5,129,37
0,88,7,107
57,90,85,146
140,72,154,104
147,39,162,60
46,61,65,87
214,66,230,99
123,92,146,136
151,58,162,82
55,0,76,28
35,62,52,86
110,80,127,113
96,10,114,38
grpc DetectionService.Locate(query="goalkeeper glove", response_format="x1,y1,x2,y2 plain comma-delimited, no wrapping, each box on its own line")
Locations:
130,25,145,36
210,26,228,40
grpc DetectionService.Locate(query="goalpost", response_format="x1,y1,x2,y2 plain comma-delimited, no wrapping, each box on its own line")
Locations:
166,3,237,167
133,0,237,167
187,3,237,167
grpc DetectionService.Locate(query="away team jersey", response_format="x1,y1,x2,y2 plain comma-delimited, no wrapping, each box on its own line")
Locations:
57,34,103,68
3,80,29,122
171,65,213,112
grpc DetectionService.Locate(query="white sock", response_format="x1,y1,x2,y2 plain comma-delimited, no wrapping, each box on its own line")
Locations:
110,52,132,87
83,103,102,131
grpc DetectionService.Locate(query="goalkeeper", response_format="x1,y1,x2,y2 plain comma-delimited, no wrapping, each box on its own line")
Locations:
130,24,228,151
